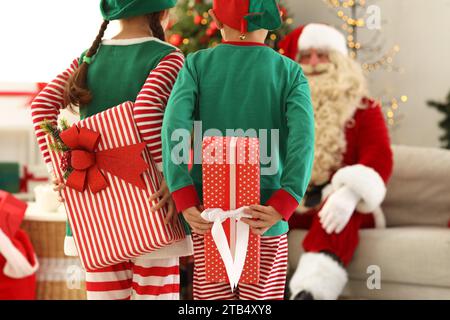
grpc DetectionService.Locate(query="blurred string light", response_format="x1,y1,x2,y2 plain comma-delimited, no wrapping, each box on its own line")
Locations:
324,0,407,128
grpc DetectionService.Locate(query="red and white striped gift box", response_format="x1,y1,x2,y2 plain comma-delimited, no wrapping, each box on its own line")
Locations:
47,102,186,271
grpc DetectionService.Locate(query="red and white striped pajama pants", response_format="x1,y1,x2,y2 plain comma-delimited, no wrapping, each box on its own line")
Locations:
85,257,179,300
192,234,288,300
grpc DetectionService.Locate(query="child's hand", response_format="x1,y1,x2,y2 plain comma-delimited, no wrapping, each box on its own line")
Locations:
52,177,65,202
182,206,212,235
149,178,177,225
242,205,283,235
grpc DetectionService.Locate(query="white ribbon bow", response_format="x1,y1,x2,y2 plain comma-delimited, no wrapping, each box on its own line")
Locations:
201,207,251,292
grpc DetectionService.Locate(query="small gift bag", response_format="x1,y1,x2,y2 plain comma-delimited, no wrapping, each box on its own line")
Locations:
44,102,186,271
202,136,260,290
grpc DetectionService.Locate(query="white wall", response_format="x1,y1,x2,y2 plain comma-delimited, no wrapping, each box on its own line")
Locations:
0,0,119,82
285,0,450,148
1,0,449,148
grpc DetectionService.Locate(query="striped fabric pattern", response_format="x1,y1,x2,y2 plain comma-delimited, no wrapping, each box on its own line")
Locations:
31,58,79,169
133,51,185,169
192,233,288,300
31,51,185,171
85,257,180,300
48,103,186,271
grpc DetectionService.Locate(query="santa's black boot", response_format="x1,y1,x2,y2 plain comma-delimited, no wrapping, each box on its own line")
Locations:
289,252,348,300
293,290,315,300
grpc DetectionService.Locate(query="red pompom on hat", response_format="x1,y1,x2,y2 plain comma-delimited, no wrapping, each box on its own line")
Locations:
279,23,349,60
213,0,282,35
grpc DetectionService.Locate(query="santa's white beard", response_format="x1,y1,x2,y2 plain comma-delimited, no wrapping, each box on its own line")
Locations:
303,52,368,186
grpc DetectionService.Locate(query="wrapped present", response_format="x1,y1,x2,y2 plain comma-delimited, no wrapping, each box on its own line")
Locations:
0,162,20,193
0,82,47,107
202,136,260,290
44,102,186,271
19,165,49,194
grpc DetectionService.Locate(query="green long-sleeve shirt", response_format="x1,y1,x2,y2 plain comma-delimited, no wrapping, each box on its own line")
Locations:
162,42,314,236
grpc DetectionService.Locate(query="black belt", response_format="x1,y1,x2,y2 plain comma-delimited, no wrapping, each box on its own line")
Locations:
303,184,327,208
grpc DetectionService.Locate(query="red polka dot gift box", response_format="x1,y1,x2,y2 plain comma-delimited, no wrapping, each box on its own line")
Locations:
202,136,261,288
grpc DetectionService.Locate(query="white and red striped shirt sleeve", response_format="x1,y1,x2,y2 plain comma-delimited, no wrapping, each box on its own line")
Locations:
133,51,185,172
31,58,79,173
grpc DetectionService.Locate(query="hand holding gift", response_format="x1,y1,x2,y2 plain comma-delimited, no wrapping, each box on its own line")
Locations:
149,178,178,225
182,206,212,235
51,177,65,203
242,205,283,235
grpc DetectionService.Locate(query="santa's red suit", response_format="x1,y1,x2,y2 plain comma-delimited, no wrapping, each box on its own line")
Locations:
279,24,394,300
0,191,38,300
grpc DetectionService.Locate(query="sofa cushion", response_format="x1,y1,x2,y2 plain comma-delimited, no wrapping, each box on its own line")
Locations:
288,227,450,288
383,145,450,227
343,279,450,300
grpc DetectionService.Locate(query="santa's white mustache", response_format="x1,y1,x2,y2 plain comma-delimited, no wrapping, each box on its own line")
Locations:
301,63,332,75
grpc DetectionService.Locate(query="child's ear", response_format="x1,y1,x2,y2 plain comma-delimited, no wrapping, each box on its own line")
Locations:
208,9,224,29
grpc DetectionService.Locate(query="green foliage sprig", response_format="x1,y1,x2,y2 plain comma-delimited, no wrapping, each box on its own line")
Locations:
428,91,450,149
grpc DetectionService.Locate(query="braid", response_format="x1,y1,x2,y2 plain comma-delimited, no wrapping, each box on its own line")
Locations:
64,20,110,110
148,12,165,41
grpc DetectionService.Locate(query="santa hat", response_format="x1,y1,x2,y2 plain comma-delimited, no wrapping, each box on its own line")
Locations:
279,23,349,60
213,0,282,34
0,191,38,280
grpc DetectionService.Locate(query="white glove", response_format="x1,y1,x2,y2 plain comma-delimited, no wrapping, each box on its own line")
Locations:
319,186,360,234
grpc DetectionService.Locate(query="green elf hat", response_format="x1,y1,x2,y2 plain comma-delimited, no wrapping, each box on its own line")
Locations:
213,0,282,34
100,0,177,20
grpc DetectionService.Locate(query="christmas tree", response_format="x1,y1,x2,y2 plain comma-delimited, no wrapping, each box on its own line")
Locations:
428,91,450,149
167,0,294,55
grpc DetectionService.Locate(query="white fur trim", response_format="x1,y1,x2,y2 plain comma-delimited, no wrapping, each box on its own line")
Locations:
299,23,349,56
0,229,39,279
102,37,157,46
332,164,386,213
289,252,347,300
102,37,177,49
373,207,386,229
64,236,79,257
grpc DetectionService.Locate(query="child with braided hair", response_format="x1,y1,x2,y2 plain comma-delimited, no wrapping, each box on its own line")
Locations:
31,0,191,300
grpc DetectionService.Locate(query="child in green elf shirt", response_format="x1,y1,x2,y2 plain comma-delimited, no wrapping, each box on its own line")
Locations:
161,0,315,300
32,0,192,300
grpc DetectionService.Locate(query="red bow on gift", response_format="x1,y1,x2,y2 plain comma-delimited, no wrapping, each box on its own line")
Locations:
59,126,149,194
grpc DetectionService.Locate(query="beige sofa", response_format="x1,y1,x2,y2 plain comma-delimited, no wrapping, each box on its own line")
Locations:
288,145,450,300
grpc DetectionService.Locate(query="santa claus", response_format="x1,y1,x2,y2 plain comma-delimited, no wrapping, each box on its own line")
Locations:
279,24,393,300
